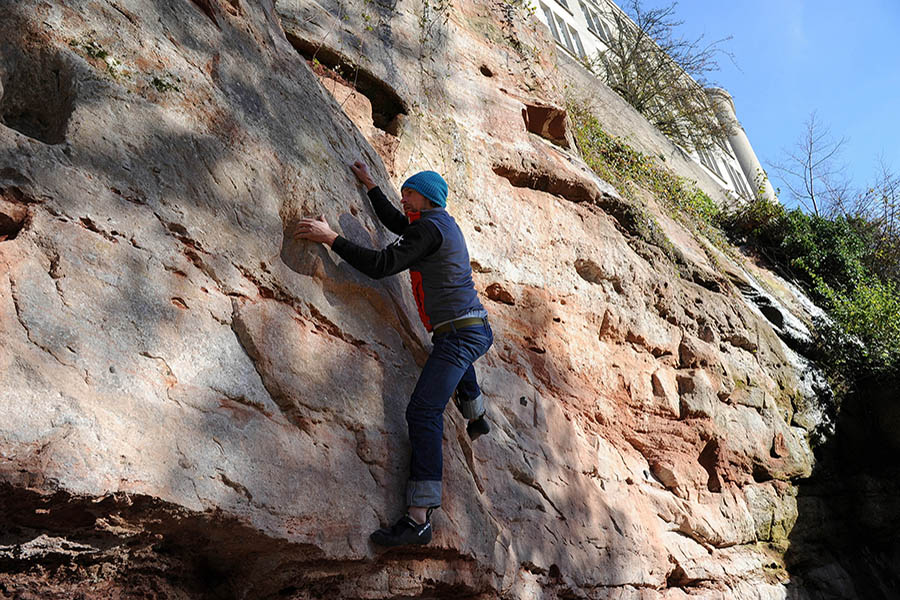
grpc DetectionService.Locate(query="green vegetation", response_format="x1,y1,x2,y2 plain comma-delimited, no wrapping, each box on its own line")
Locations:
569,100,720,233
69,39,109,60
570,99,900,405
720,198,900,383
68,38,131,79
502,0,536,18
150,73,180,93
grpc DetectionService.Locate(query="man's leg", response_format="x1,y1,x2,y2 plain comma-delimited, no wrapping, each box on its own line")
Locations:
370,338,467,547
404,340,470,510
454,365,490,439
371,324,492,546
406,324,493,507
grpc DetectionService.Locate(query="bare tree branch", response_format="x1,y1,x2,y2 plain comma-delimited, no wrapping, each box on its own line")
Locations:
585,0,733,150
769,111,848,216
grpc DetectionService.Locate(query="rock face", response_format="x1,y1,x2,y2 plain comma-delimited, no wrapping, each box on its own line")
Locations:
0,0,840,598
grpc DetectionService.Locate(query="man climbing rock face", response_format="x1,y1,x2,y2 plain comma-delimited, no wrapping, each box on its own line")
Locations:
294,161,492,546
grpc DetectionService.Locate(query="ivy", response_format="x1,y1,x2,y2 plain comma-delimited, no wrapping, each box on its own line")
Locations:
569,100,721,230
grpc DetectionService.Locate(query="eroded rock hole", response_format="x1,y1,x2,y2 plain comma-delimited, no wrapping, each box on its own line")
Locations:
492,164,594,203
752,462,774,483
759,303,784,328
189,0,218,24
0,47,76,145
0,188,33,242
574,258,623,292
286,33,407,133
522,103,569,148
479,65,493,77
666,564,692,587
0,204,27,241
485,282,515,305
697,439,723,493
223,0,242,16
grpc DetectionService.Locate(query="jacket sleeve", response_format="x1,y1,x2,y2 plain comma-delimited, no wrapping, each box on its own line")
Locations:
332,220,441,280
367,186,410,236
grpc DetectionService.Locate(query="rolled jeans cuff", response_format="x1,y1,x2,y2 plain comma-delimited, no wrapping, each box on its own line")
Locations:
406,479,442,508
456,392,484,420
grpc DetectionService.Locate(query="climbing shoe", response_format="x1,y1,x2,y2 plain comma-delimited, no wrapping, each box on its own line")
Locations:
370,514,432,546
466,415,490,440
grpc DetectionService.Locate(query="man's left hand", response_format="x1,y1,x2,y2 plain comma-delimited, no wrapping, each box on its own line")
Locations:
294,216,338,246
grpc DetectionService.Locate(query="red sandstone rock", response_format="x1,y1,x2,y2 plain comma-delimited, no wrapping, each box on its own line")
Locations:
0,0,821,597
485,281,516,305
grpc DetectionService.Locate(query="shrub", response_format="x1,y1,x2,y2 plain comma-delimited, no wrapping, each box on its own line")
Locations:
827,278,900,368
721,198,900,380
720,199,871,295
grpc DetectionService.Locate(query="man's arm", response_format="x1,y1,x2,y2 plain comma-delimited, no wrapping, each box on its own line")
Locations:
367,186,409,236
350,160,408,235
331,220,440,279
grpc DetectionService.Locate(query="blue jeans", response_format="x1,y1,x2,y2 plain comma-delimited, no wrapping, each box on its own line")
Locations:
405,321,493,508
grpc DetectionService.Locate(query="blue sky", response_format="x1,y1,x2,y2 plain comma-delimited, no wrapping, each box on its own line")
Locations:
638,0,900,208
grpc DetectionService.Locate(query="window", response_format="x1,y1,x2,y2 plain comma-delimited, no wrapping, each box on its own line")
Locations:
726,161,752,199
543,2,585,58
555,0,571,12
697,147,723,180
580,1,597,33
579,1,612,44
570,26,587,58
717,137,734,159
597,18,614,42
555,13,576,54
540,3,562,45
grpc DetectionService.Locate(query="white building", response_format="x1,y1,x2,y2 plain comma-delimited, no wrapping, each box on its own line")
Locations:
535,0,775,203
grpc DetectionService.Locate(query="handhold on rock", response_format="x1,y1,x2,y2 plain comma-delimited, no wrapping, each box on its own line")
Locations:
486,282,515,305
0,200,27,241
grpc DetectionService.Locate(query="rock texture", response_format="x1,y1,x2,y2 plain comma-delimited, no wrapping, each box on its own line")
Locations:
0,0,846,598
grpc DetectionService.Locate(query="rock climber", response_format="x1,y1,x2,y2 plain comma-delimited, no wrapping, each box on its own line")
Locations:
293,161,492,547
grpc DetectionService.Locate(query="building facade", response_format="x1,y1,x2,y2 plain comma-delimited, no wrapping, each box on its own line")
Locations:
535,0,775,203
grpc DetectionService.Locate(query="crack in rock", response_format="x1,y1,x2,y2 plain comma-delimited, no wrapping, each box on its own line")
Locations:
229,301,308,430
138,351,178,390
8,274,77,371
511,469,566,521
218,472,253,503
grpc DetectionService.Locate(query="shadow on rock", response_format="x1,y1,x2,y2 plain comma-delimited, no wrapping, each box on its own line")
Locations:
785,376,900,599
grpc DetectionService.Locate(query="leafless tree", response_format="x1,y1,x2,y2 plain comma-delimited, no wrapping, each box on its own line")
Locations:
769,111,849,217
851,157,899,222
587,0,733,151
772,115,900,280
851,158,900,282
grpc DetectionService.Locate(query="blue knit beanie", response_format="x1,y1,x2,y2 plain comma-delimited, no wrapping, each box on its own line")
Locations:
401,171,448,207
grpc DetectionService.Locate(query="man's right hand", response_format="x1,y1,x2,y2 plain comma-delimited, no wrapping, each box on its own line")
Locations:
350,160,376,191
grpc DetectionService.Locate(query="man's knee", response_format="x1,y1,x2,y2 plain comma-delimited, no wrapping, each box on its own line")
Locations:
406,395,442,428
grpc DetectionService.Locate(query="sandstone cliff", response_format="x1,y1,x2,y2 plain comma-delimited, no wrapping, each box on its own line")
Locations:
0,1,852,598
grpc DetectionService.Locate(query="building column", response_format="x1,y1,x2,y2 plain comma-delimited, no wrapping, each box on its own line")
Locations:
706,87,777,203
